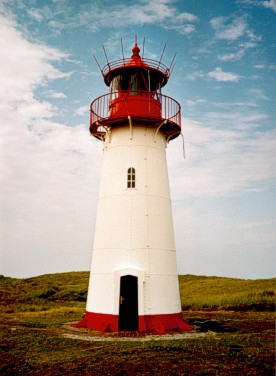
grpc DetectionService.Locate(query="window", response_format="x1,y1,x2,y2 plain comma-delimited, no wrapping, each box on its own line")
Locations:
127,167,135,188
130,74,139,95
110,76,120,101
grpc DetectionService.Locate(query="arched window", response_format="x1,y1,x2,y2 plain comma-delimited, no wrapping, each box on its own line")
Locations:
127,167,135,188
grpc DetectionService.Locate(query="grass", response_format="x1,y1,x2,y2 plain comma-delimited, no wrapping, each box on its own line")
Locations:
179,274,276,311
0,272,275,375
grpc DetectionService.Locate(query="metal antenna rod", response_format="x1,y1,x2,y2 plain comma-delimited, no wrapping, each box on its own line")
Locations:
157,44,166,69
170,62,176,76
93,55,104,76
169,52,177,72
160,44,166,64
102,45,110,66
142,37,145,59
121,38,125,61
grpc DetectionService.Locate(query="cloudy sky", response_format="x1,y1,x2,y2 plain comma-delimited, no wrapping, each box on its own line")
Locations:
0,0,275,279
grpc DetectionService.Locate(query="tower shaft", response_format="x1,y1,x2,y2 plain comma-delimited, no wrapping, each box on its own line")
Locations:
78,126,190,332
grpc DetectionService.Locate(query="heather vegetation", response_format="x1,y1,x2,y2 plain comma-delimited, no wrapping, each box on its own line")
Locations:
0,272,275,375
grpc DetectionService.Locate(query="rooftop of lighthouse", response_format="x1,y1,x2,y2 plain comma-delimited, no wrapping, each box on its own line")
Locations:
90,41,181,142
101,43,171,88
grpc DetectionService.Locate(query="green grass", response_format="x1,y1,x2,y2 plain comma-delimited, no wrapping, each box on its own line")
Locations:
179,274,276,311
1,272,275,314
0,272,275,375
0,272,88,328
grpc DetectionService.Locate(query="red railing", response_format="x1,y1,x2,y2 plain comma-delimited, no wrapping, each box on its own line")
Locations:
90,91,181,129
101,58,170,78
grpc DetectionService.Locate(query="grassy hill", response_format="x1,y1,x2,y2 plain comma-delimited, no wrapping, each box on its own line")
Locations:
179,274,275,311
1,272,275,375
1,272,275,314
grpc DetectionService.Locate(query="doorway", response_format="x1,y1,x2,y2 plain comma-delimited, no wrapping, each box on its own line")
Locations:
118,275,138,331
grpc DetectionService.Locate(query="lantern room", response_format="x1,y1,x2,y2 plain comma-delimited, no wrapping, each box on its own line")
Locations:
90,43,181,142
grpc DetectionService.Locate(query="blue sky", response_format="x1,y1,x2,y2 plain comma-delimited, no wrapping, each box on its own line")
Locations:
0,0,275,279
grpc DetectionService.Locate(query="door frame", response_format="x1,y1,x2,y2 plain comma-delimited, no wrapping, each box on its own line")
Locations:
114,268,145,329
118,275,138,330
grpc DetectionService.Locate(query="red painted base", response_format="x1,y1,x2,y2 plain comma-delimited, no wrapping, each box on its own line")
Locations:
73,311,192,333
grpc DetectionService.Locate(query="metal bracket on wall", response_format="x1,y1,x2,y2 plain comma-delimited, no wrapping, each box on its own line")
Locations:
166,131,181,144
128,116,133,140
95,121,110,143
154,120,167,142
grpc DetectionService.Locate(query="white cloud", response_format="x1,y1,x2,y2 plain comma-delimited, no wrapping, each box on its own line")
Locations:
174,204,276,278
0,118,101,278
176,12,197,22
27,8,43,21
0,13,70,105
48,20,63,29
263,0,276,12
168,115,276,278
245,29,262,42
186,98,207,107
246,88,269,100
185,68,240,82
0,7,100,277
268,63,276,70
239,41,258,49
253,64,265,69
168,115,276,199
218,50,244,61
208,67,240,82
210,15,261,63
47,90,67,99
209,16,226,29
100,0,197,31
210,16,247,41
185,70,205,81
43,0,197,35
165,23,196,34
214,101,259,108
75,105,88,116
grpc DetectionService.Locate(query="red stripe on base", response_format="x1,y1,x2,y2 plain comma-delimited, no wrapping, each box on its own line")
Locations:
140,313,192,333
73,311,192,333
73,312,118,332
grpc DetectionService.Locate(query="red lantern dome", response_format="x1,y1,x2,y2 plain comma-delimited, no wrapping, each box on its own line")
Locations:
90,43,181,142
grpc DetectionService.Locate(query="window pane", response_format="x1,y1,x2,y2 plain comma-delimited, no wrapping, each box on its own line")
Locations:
127,167,135,189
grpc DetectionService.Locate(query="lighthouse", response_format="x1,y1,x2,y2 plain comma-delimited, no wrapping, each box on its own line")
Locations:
75,40,191,333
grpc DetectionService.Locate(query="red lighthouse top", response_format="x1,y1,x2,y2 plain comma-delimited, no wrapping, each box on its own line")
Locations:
90,42,181,141
101,43,170,87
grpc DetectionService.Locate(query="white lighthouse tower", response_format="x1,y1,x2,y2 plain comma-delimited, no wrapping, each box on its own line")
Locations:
75,41,191,333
